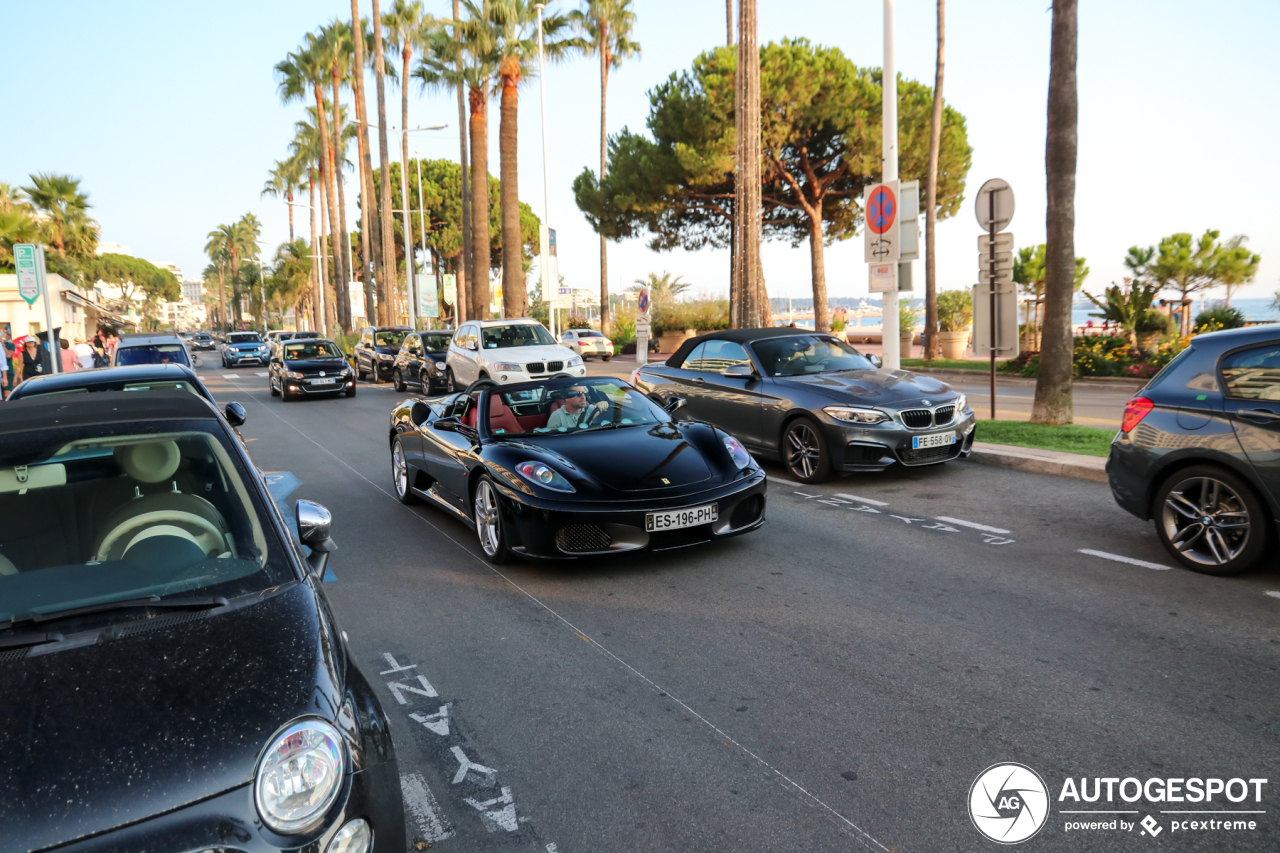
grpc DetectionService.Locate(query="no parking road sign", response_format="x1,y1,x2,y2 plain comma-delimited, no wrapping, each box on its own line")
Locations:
863,180,900,263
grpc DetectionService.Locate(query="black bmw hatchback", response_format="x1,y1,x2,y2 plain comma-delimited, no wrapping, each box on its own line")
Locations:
0,392,403,851
1107,324,1280,575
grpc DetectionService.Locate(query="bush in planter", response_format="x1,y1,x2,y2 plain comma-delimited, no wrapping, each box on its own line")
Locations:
565,314,592,330
899,300,921,339
1135,309,1169,334
936,289,973,332
1193,304,1246,333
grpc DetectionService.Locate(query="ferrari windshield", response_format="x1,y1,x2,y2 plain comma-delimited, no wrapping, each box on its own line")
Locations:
0,420,291,625
283,341,343,360
482,323,556,349
751,335,877,377
486,378,667,437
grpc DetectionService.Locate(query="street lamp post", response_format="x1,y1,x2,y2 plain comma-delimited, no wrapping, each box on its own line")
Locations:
534,3,555,339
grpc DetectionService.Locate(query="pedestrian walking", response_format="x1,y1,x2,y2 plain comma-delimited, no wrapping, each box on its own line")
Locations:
92,332,108,367
73,337,95,369
2,330,15,399
59,339,80,373
0,330,10,400
21,338,43,383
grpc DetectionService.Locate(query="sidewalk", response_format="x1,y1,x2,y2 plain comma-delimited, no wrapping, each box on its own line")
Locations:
967,441,1108,483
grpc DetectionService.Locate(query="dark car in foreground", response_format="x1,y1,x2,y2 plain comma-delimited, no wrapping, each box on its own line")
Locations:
1107,324,1280,575
355,326,411,383
388,375,766,562
391,330,454,393
222,331,271,368
0,391,403,852
269,337,356,401
632,328,975,483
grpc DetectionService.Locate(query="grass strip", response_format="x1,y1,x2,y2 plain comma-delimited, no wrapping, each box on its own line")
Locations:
901,358,1009,371
975,419,1114,458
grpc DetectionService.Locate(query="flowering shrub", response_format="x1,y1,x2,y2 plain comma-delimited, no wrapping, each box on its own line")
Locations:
1000,335,1187,379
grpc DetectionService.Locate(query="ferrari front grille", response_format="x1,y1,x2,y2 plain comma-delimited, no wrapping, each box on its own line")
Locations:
556,524,612,553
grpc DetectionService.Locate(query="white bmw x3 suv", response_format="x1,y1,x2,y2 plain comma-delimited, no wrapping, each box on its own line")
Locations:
444,318,587,390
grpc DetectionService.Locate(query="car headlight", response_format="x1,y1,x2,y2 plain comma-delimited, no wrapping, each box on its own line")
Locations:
254,719,345,834
724,436,751,469
492,362,523,372
567,356,583,367
286,370,305,380
515,461,575,493
328,819,373,853
953,394,968,413
377,352,393,361
824,406,891,425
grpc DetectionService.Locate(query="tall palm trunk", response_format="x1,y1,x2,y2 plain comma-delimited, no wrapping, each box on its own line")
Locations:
319,171,333,336
597,26,611,336
726,0,733,44
453,0,470,325
733,0,764,328
469,87,491,322
287,188,295,243
499,68,522,319
372,0,397,325
352,0,380,324
1032,0,1078,425
309,169,320,331
923,0,945,361
217,264,228,333
313,82,348,333
331,72,354,333
230,250,241,325
400,45,417,325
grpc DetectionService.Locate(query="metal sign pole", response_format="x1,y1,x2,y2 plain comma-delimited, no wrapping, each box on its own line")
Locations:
988,192,996,419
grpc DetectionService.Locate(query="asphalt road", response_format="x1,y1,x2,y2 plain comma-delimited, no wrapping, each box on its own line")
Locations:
203,363,1279,852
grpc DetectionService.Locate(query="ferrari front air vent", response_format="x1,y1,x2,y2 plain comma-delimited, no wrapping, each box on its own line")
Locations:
556,524,612,553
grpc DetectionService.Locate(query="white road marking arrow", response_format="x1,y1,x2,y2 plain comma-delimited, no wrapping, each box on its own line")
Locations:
450,745,498,786
409,704,451,736
386,675,439,704
464,786,518,832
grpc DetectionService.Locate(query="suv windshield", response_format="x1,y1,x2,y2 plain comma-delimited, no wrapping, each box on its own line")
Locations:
486,378,667,437
0,418,292,625
751,335,876,377
283,341,343,360
375,330,409,347
116,345,191,367
227,333,262,344
482,324,556,349
421,333,453,353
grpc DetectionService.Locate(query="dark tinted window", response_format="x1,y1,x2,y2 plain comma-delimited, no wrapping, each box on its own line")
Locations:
116,345,191,367
227,333,261,344
1221,343,1280,400
421,333,453,353
751,335,876,377
376,330,409,347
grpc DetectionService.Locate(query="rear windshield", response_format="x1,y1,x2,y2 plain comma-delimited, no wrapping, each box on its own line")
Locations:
0,419,293,625
576,330,604,338
116,345,191,367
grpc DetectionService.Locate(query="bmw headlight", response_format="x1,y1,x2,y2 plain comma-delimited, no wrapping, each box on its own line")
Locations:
492,362,523,372
515,461,575,493
567,356,584,367
824,405,890,425
285,370,305,380
724,436,751,469
254,719,345,834
953,394,968,413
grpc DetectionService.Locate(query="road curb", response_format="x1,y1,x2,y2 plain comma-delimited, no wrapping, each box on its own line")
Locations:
906,367,1146,392
967,441,1109,483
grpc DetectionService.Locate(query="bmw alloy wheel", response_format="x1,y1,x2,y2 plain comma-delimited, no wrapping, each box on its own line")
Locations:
1159,472,1257,572
784,419,830,483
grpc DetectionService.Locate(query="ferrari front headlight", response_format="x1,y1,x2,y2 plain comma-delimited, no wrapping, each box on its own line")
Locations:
515,461,575,493
254,719,345,834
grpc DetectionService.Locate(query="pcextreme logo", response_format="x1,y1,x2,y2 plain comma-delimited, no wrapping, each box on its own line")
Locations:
969,763,1050,844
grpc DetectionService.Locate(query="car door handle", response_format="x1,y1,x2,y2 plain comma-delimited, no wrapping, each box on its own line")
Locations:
1239,408,1280,422
691,377,705,384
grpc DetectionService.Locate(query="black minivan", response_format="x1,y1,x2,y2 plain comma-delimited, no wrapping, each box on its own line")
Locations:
0,391,403,851
1107,324,1280,575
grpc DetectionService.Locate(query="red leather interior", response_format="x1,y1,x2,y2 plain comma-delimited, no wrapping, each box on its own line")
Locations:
487,396,523,434
549,398,565,415
515,414,547,430
462,404,478,428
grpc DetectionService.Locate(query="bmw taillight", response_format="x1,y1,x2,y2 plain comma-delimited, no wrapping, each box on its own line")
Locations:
1121,397,1154,433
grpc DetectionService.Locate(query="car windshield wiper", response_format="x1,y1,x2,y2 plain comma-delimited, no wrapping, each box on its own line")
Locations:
0,630,66,651
0,595,228,631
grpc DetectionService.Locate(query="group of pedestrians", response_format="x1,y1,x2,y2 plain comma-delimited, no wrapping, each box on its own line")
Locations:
0,328,118,400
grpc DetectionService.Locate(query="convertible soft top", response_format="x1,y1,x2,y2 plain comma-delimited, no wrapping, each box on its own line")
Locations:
0,390,220,434
666,327,820,368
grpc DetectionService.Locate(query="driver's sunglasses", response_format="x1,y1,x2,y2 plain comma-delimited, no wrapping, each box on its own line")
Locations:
566,391,586,398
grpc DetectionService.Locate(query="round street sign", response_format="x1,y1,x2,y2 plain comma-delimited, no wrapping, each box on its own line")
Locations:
975,178,1015,232
637,287,650,314
867,184,898,235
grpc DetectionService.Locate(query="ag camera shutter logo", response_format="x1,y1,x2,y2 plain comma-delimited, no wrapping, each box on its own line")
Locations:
969,763,1050,844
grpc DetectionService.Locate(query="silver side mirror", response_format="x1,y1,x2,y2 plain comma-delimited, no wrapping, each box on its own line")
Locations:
868,354,883,368
296,499,337,577
721,363,756,378
664,396,688,414
465,339,477,351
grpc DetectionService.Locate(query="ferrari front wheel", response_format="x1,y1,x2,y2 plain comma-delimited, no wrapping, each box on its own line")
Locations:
473,476,510,564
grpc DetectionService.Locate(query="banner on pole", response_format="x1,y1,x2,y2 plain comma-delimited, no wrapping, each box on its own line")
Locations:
419,273,439,317
442,274,456,306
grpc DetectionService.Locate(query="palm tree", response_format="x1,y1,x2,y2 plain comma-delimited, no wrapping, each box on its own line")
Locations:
262,158,306,243
1032,0,1078,425
320,20,357,333
923,0,945,360
456,0,580,319
23,173,99,279
371,0,398,325
733,0,765,328
451,0,472,324
349,4,383,324
630,271,691,305
204,228,232,332
568,0,639,338
418,15,499,322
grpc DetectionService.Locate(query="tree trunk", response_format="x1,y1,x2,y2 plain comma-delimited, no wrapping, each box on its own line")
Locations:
808,216,829,332
726,0,733,45
453,0,470,326
287,189,295,244
314,84,348,334
924,0,945,361
598,32,611,336
401,47,415,325
331,73,353,333
319,174,332,336
733,0,763,328
309,169,320,332
352,0,379,325
372,0,397,326
1031,0,1078,425
217,266,228,334
470,87,491,322
499,75,522,320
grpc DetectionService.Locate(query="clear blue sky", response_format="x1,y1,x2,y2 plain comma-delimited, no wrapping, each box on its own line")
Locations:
8,0,1279,309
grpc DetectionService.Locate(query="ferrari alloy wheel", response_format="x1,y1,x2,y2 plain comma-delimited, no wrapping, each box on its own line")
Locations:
1155,465,1267,575
473,477,510,563
392,439,415,504
783,417,831,484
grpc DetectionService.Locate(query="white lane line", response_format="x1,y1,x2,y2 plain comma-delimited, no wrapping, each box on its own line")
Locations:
836,493,888,506
1078,549,1172,571
221,373,239,379
1264,591,1280,599
936,516,1010,535
246,395,893,853
766,475,802,486
400,771,455,843
255,371,269,377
